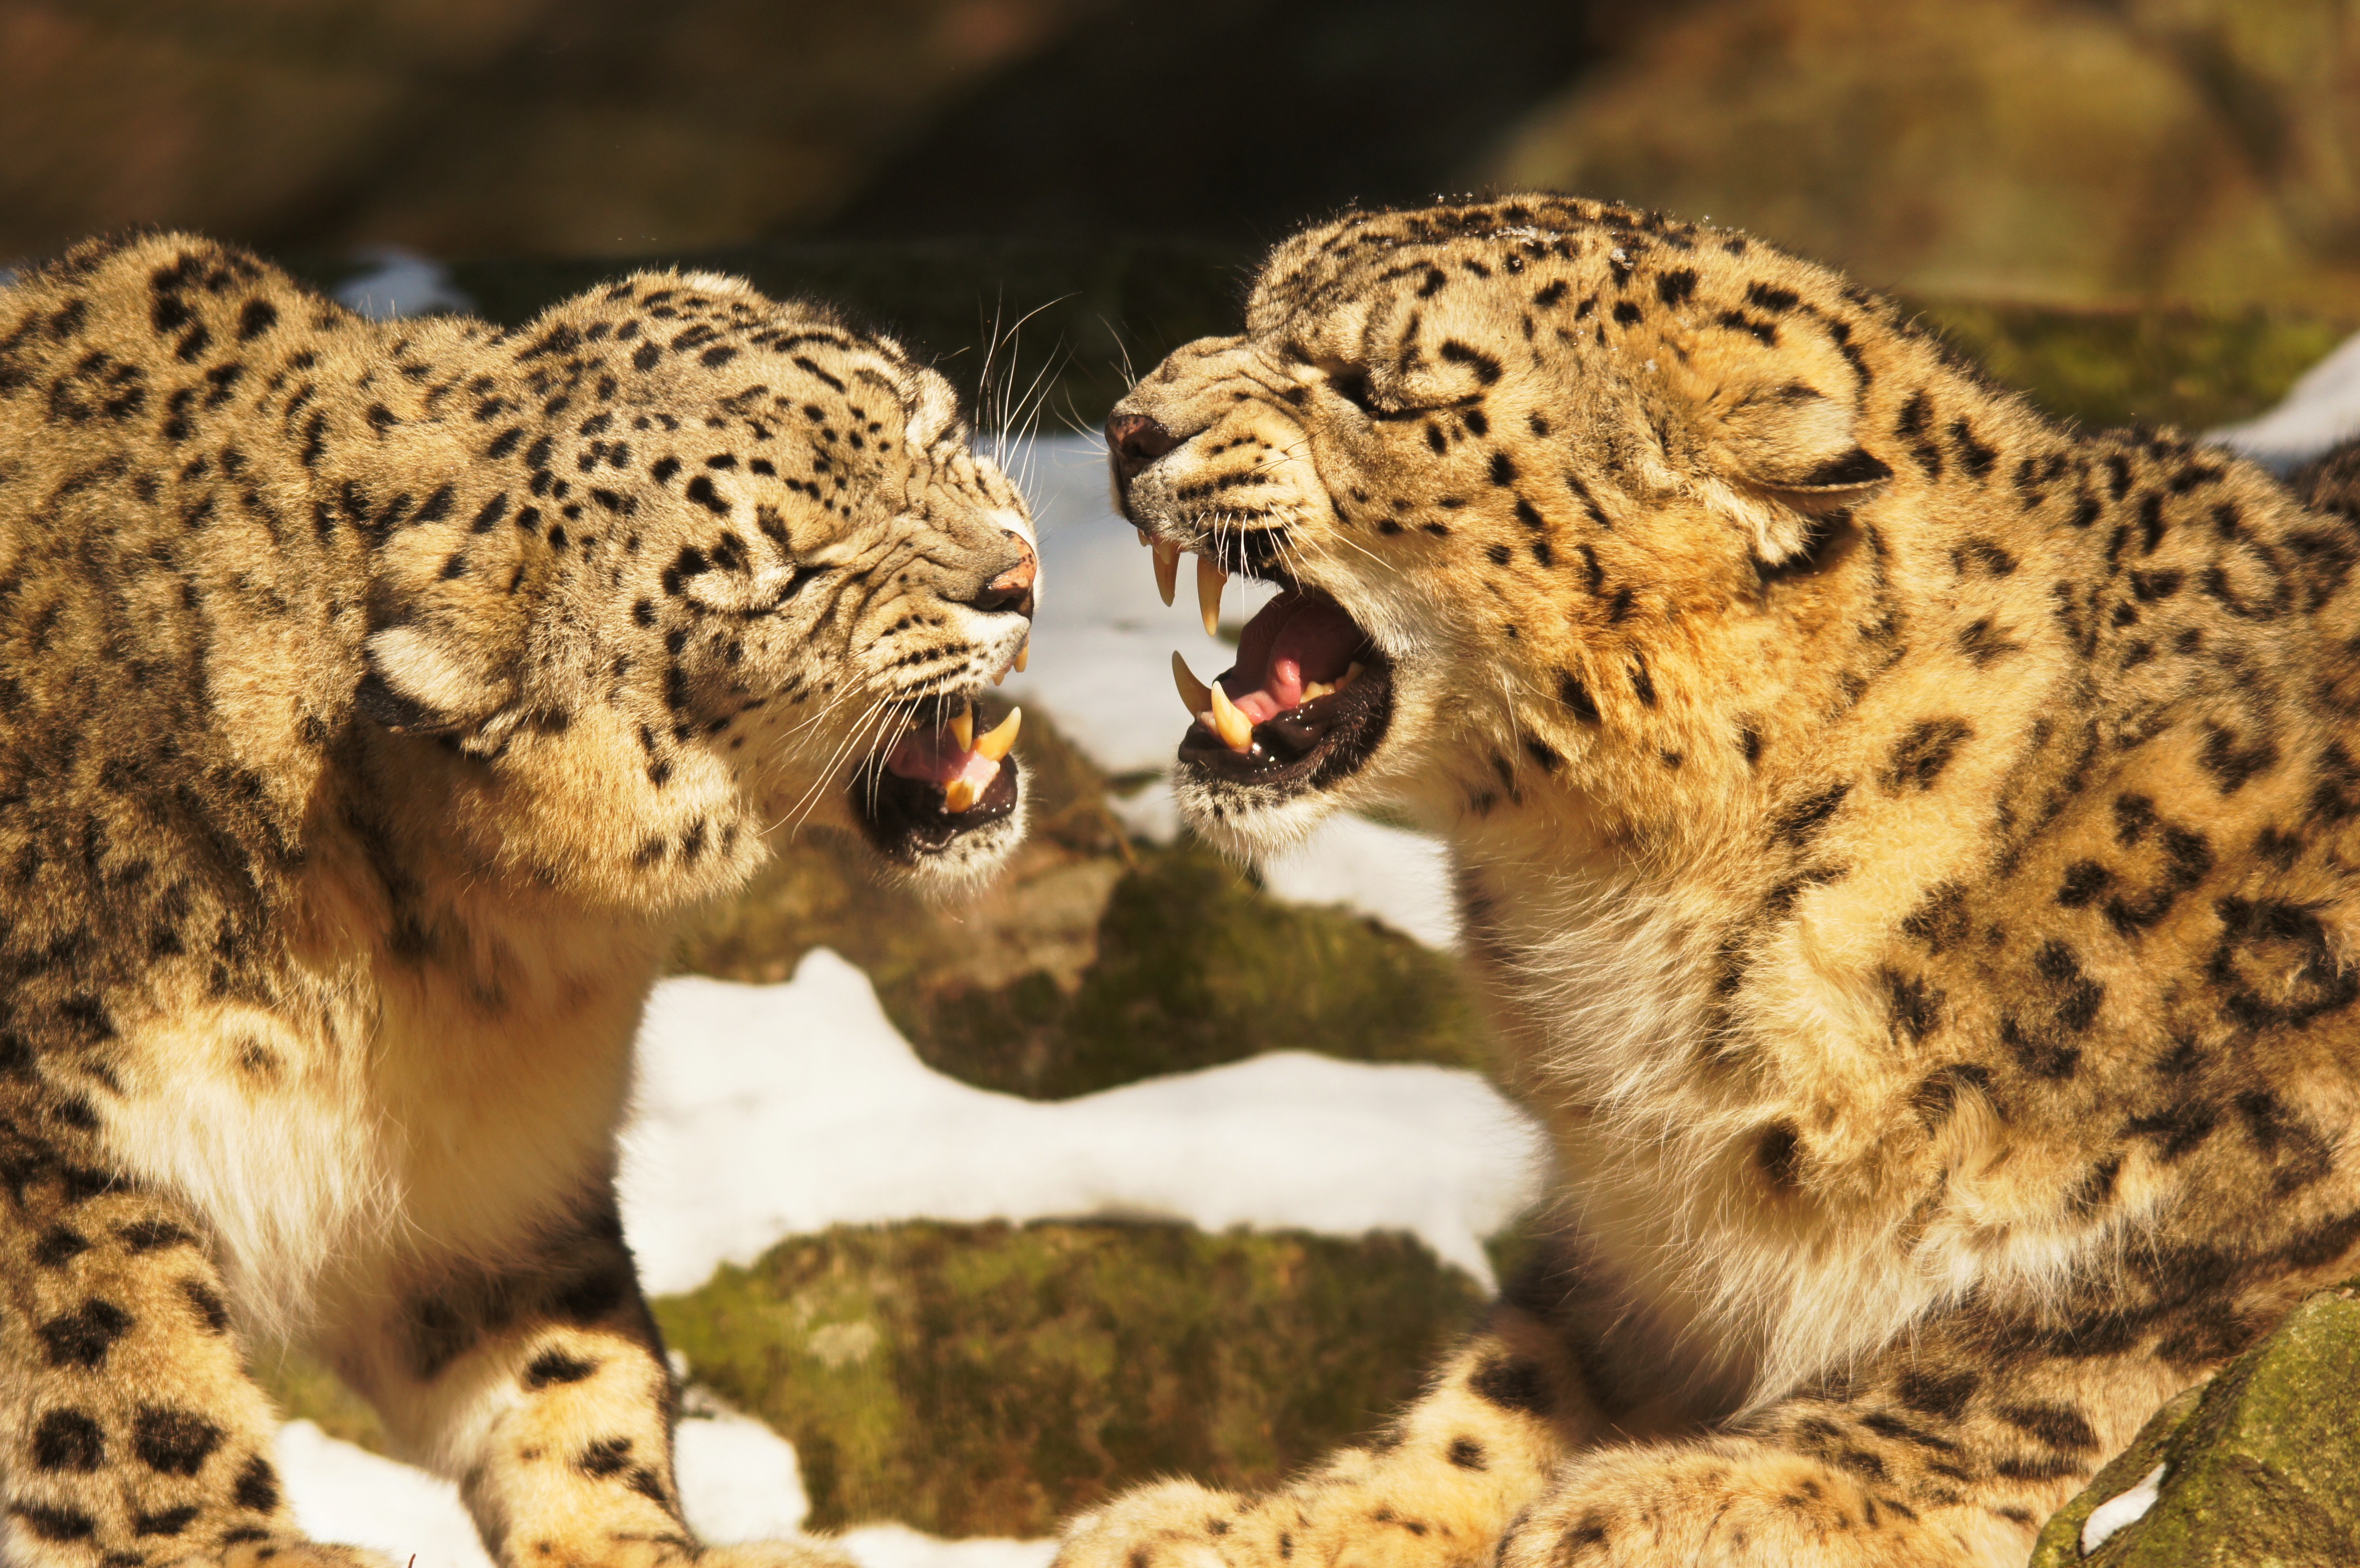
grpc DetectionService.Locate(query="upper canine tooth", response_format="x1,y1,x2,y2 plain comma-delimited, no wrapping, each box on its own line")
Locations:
1014,638,1030,673
1137,528,1150,548
973,706,1022,762
1196,555,1228,637
1209,680,1254,753
1172,651,1213,716
950,701,974,751
1153,539,1181,606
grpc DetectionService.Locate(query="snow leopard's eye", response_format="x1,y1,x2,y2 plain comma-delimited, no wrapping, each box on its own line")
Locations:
1322,363,1379,414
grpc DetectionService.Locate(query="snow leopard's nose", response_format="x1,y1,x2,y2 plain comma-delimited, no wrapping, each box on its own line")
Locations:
966,529,1036,617
1107,412,1178,485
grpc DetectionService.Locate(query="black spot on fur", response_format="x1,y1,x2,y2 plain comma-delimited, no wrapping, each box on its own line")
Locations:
1446,1436,1487,1470
8,1502,95,1542
1883,718,1971,791
233,1454,280,1512
524,1349,600,1389
31,1409,105,1471
38,1298,132,1367
1469,1356,1550,1416
1558,671,1598,723
134,1407,224,1476
1774,782,1851,846
1757,1122,1803,1190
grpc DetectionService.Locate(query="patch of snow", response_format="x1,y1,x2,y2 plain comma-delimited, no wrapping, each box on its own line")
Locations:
840,1526,1057,1568
333,246,474,320
621,949,1545,1295
278,1417,1052,1568
2208,330,2360,472
2079,1460,2167,1555
1255,813,1462,950
278,1419,488,1568
676,1393,812,1541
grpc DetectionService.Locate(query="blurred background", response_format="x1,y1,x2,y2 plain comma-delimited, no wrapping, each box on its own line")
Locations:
9,1,2360,1561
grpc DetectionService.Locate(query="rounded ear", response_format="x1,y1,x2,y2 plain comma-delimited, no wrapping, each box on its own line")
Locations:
1656,318,1890,565
356,622,514,735
356,497,532,738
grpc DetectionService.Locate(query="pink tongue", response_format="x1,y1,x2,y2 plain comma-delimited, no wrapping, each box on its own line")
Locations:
1220,593,1365,725
884,727,999,794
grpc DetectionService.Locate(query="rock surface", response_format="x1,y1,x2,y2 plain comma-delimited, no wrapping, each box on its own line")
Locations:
2032,1280,2360,1567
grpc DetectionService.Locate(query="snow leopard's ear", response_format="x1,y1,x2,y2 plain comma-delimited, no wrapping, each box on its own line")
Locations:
1653,300,1891,565
356,485,532,736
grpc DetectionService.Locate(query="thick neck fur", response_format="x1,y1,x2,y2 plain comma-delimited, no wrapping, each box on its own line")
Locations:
1430,354,2342,1405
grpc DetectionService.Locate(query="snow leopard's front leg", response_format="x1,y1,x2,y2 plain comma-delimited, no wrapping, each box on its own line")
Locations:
335,1186,845,1568
1488,1281,2230,1568
1055,1269,1613,1568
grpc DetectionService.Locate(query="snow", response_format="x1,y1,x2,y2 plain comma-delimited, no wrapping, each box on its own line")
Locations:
332,246,475,320
2208,329,2360,473
278,1420,489,1568
2080,1460,2168,1554
1256,812,1461,950
621,949,1547,1296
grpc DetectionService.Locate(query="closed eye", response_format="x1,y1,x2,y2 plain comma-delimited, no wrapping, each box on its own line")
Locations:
1325,365,1379,414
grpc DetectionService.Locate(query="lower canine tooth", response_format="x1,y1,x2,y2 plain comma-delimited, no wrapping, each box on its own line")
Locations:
950,702,974,751
1172,651,1212,715
1209,680,1254,752
944,778,980,813
1301,680,1332,701
1196,555,1228,637
1153,539,1180,606
1338,661,1365,689
973,706,1021,762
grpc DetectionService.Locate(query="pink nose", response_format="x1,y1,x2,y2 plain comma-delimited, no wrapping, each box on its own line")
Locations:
1107,412,1178,483
975,530,1036,616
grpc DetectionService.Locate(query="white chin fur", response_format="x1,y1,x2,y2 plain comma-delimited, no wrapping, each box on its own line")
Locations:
1169,766,1349,860
885,782,1030,894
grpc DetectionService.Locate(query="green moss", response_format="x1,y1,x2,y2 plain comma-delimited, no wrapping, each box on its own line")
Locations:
897,836,1486,1097
1907,299,2352,435
654,1220,1487,1537
2033,1280,2360,1566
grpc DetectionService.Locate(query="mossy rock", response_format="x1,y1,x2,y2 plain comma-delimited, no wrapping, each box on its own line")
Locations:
654,1219,1487,1537
676,703,1490,1098
1908,299,2353,436
2032,1279,2360,1566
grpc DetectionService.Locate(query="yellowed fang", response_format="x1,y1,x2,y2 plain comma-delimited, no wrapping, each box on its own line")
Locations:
1209,680,1254,752
949,701,974,752
943,778,980,813
1153,538,1180,606
973,706,1021,762
1196,554,1228,637
1172,651,1213,716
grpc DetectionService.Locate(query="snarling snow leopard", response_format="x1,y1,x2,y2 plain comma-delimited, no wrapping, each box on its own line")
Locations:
0,234,1034,1568
1075,195,2360,1567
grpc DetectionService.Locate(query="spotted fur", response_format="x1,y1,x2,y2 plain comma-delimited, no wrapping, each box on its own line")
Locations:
0,234,1035,1567
1076,196,2360,1567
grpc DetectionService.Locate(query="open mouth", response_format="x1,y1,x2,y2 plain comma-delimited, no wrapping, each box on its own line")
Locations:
852,695,1022,860
1165,559,1394,794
